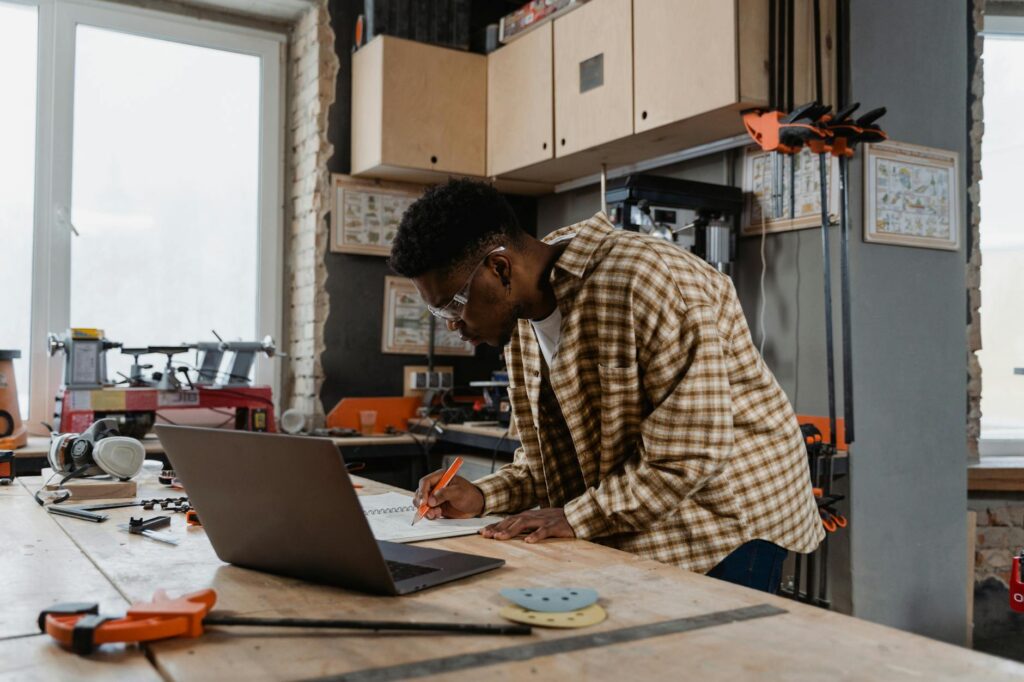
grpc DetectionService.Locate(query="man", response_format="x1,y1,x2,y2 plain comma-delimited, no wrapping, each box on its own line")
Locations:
390,179,823,593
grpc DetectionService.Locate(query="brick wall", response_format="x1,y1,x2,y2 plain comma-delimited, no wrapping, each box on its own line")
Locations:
282,0,338,424
967,0,984,463
970,495,1024,659
973,499,1024,584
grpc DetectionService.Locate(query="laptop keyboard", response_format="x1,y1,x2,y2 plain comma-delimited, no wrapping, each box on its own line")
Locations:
386,560,441,582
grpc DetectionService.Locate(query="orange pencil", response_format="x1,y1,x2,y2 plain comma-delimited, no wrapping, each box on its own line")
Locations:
411,456,463,526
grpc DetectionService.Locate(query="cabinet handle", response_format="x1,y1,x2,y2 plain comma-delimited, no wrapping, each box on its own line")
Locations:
542,142,548,150
561,138,566,147
641,111,648,120
430,155,438,164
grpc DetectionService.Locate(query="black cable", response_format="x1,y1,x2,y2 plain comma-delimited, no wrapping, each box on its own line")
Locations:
774,0,782,108
785,0,794,111
768,0,776,110
34,466,89,506
404,427,433,482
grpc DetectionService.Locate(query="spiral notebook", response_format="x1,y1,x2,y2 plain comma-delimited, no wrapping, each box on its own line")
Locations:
358,492,501,544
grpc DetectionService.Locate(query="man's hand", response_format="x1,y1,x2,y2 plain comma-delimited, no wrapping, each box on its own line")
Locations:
413,471,485,520
480,508,575,543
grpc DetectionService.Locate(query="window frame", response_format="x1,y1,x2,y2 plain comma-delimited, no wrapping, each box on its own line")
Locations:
978,14,1024,457
17,0,285,434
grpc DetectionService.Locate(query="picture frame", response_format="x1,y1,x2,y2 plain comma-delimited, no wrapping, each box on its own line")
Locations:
863,141,960,251
741,146,841,236
381,277,475,356
329,174,425,256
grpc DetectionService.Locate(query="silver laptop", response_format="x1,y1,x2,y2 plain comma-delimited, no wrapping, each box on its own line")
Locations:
155,425,504,595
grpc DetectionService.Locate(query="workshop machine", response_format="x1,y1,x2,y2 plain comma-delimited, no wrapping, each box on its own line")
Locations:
604,174,744,276
0,349,27,449
48,329,279,437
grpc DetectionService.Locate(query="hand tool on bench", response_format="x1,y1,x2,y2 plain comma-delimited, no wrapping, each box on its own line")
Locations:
39,588,532,656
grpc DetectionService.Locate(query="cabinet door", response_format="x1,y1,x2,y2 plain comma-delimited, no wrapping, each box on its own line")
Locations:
553,0,633,157
487,22,554,177
633,0,739,134
355,36,486,177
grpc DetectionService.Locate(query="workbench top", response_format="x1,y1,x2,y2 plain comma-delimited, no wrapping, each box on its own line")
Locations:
16,431,420,458
3,469,1021,681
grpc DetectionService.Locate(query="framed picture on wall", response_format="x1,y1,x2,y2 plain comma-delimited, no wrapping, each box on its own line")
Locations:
741,146,841,236
863,141,960,251
330,175,426,256
381,276,475,356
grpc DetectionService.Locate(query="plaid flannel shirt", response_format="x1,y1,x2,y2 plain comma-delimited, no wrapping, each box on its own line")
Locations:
473,213,824,572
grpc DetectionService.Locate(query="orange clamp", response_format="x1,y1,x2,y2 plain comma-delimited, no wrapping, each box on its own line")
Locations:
44,589,216,653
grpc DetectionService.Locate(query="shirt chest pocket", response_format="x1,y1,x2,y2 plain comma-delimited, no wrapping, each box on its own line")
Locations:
598,363,643,463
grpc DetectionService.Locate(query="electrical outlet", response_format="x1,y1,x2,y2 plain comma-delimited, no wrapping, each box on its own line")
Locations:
403,365,454,396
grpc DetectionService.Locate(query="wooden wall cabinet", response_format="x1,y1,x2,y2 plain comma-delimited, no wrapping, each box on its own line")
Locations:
634,0,764,133
499,0,776,185
487,22,554,177
351,35,487,183
553,0,634,158
352,1,833,191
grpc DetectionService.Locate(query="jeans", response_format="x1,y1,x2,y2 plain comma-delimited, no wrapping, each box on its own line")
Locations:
706,539,787,594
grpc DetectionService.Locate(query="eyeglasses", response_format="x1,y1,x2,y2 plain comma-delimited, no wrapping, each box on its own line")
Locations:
426,246,507,321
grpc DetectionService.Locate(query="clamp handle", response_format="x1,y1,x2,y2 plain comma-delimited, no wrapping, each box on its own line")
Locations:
41,589,216,655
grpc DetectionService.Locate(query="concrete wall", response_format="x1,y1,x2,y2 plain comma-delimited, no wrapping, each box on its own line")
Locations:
844,0,968,643
536,0,970,643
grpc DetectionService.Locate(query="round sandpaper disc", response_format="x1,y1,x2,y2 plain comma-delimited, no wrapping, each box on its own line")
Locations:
499,603,607,629
499,587,599,612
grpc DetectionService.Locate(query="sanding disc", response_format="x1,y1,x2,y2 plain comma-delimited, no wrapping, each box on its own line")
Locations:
499,587,599,612
499,603,606,629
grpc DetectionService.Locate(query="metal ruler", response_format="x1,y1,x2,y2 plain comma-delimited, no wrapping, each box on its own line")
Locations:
305,603,786,682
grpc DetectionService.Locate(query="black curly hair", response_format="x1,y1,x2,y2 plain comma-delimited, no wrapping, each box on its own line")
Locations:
388,179,524,278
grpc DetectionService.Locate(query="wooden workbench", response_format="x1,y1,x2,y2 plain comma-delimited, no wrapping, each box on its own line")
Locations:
409,419,520,455
15,432,425,487
2,471,1022,681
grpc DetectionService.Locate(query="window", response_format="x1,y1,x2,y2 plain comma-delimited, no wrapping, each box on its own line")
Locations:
0,1,39,418
69,26,261,383
11,0,283,433
980,18,1024,455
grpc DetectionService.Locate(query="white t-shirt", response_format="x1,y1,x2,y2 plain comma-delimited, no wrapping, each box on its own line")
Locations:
531,305,563,367
530,234,574,366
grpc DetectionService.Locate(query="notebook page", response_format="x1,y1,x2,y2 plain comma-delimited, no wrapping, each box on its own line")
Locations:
358,492,500,543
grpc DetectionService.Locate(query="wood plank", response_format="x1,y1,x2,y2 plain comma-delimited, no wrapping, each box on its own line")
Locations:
0,636,162,681
351,36,385,175
502,102,753,184
0,481,159,680
19,472,1024,681
0,481,129,639
380,36,487,176
634,0,739,133
553,0,634,157
738,0,771,103
968,459,1024,491
487,21,554,176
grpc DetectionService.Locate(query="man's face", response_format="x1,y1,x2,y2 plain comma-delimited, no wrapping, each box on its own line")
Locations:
412,254,521,348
